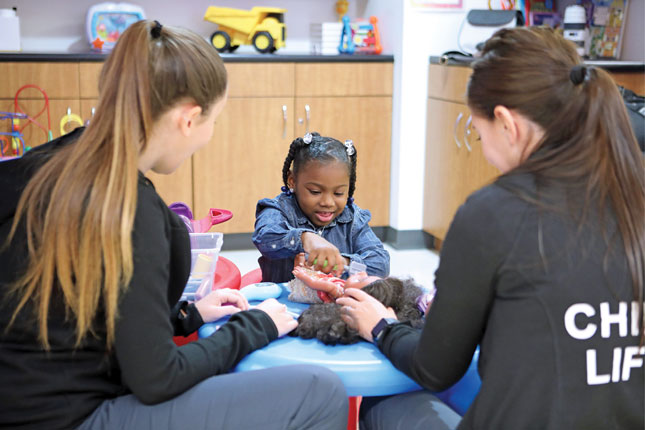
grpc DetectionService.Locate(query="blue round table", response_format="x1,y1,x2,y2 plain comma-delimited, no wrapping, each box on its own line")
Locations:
198,283,480,413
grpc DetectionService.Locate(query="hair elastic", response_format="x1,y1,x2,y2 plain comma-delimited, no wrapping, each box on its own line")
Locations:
344,139,355,156
281,185,292,195
569,65,587,86
151,20,163,39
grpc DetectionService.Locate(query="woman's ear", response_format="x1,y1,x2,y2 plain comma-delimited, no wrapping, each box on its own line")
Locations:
178,104,203,137
493,105,519,145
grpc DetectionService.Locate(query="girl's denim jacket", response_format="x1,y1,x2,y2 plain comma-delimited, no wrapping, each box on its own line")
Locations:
252,193,390,283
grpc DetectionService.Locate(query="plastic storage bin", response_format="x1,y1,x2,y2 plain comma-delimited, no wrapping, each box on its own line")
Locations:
181,232,223,302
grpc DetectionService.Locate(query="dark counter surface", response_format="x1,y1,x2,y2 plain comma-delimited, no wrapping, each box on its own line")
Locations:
429,55,644,72
0,51,393,63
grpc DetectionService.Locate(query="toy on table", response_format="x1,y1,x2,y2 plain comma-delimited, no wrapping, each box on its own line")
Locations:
14,84,53,143
0,111,28,161
240,282,282,301
59,108,84,136
293,276,428,345
338,15,382,55
288,253,372,304
86,2,145,51
203,6,287,54
168,202,233,302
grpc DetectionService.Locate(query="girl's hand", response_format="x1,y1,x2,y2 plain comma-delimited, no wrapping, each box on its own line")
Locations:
255,298,298,337
292,266,345,299
301,232,348,276
194,288,249,323
336,288,397,342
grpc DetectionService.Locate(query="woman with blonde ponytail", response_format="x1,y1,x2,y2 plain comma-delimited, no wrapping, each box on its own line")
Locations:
338,27,644,429
0,20,347,430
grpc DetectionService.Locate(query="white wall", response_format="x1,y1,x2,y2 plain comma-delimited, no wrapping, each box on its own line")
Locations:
388,0,488,231
0,0,369,53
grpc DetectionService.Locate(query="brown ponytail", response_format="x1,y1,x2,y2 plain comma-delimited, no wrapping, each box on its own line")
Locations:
467,27,645,340
5,20,227,349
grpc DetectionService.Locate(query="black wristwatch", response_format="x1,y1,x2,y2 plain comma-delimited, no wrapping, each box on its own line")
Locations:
371,317,399,344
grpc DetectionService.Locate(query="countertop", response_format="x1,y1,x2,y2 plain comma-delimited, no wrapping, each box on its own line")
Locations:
0,51,393,63
429,55,644,72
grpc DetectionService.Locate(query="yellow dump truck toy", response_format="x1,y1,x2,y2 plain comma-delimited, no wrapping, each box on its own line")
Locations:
204,6,286,54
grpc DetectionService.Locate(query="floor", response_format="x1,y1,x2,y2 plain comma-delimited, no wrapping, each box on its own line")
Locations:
221,244,441,290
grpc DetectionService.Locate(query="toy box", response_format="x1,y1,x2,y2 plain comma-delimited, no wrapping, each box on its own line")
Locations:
181,232,224,302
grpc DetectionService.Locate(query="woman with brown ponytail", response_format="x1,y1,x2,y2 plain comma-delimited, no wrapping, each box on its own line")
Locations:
338,27,644,429
0,21,347,430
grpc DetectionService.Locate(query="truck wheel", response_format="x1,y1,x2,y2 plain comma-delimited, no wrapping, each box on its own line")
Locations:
211,31,230,52
252,32,274,54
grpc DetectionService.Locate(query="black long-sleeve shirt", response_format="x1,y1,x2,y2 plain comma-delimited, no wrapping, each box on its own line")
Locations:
379,173,644,429
0,131,278,429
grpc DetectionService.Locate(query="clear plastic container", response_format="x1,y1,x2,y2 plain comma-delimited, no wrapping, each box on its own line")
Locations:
181,232,223,302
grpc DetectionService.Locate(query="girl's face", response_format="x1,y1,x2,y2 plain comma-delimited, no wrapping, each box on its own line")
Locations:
289,160,350,228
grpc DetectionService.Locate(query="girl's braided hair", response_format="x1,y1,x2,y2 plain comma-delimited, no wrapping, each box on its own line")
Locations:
281,132,358,203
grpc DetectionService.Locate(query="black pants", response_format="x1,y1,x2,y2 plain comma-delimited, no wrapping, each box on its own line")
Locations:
359,390,462,430
78,365,348,430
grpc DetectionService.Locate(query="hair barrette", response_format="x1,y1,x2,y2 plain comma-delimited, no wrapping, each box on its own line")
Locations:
303,133,313,144
344,139,355,156
151,20,163,39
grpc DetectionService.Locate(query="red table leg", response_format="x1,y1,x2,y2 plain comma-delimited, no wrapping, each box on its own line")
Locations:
347,396,362,430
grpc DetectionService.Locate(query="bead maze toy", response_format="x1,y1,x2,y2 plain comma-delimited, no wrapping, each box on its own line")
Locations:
0,111,28,161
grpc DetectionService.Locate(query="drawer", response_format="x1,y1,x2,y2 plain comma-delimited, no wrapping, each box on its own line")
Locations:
295,62,393,96
226,63,295,98
427,64,472,104
79,63,103,99
0,62,80,99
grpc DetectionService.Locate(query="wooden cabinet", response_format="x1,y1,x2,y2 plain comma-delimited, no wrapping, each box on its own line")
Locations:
1,59,393,234
0,62,81,149
423,64,499,241
194,61,393,233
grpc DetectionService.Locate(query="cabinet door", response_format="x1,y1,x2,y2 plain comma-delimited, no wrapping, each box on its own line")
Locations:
423,99,470,240
193,97,295,233
461,118,500,201
294,96,391,226
80,98,192,208
0,98,81,149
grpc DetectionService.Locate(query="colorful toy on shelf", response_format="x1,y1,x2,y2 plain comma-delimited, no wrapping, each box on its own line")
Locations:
338,15,382,55
86,2,145,51
59,108,84,136
203,6,287,54
0,111,28,161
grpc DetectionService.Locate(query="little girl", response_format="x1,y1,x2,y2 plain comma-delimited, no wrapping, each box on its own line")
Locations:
252,132,390,283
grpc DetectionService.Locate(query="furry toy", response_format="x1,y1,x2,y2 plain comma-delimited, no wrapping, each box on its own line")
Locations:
292,277,427,345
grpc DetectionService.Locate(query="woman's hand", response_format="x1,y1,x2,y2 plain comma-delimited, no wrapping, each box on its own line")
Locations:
301,232,348,275
194,288,250,323
255,298,298,337
336,288,397,342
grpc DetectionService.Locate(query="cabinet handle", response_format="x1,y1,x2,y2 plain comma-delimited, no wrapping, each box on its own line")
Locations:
304,104,310,133
282,105,287,138
453,112,463,148
464,115,473,152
